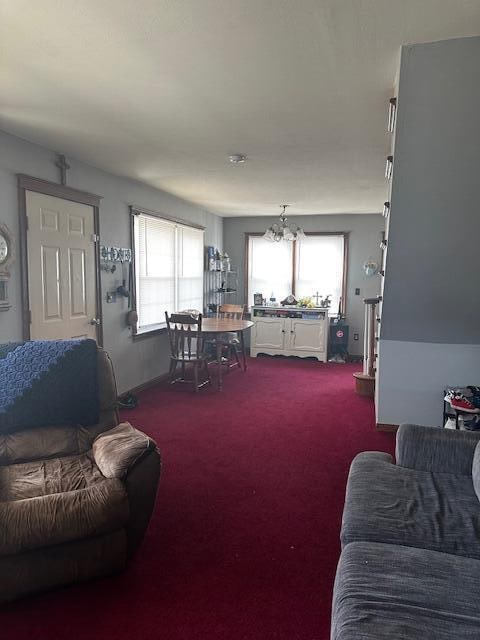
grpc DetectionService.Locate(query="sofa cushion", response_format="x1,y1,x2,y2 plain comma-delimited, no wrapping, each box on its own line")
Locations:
0,452,129,555
93,422,153,479
341,451,480,558
396,423,480,475
473,441,480,502
0,452,106,501
0,339,99,432
0,424,80,466
0,349,119,466
332,541,480,640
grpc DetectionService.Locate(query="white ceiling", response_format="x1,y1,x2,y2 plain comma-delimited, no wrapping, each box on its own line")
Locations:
1,1,480,217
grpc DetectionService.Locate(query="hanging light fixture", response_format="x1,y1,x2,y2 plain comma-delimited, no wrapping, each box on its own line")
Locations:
263,205,305,242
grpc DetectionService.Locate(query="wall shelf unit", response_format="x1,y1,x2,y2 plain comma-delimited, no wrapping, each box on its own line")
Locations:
204,268,238,314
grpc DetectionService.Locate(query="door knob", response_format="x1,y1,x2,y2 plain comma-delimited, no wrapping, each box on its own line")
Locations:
89,317,101,326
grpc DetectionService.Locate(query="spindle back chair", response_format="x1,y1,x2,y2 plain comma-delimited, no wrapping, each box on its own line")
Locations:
165,312,210,391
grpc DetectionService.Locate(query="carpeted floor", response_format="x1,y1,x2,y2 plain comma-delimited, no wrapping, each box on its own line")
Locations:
1,356,395,640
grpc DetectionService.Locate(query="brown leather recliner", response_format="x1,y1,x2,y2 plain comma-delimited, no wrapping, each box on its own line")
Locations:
0,348,161,602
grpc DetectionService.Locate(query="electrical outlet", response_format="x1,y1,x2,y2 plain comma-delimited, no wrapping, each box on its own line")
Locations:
355,288,360,295
353,333,359,341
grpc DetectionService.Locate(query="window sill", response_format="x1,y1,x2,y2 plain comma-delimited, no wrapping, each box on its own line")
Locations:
132,326,167,341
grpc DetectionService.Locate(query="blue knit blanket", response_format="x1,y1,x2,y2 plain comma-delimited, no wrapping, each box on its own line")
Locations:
0,339,99,432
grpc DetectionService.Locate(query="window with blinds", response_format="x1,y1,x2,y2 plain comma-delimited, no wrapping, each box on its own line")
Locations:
247,236,293,307
247,233,346,312
132,211,204,333
295,235,345,313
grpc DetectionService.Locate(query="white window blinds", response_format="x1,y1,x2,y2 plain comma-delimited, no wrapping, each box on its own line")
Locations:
133,212,204,332
295,235,345,313
247,236,293,307
177,225,204,313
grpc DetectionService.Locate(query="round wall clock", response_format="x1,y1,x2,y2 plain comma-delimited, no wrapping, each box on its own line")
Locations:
0,231,9,264
0,224,13,269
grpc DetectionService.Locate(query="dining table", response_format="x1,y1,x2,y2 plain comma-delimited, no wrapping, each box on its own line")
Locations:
201,317,253,391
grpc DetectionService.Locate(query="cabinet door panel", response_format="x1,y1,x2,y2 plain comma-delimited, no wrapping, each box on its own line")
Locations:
289,319,326,351
253,318,285,349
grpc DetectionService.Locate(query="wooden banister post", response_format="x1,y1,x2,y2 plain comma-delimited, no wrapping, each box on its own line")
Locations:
354,296,381,398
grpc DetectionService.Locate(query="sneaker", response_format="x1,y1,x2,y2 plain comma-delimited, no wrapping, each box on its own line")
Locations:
444,389,455,403
466,386,480,409
444,388,466,403
450,394,480,413
444,386,466,399
463,415,480,430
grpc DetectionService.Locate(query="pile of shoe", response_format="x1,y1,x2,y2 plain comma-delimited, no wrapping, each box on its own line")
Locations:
328,353,346,363
462,415,480,430
445,386,480,430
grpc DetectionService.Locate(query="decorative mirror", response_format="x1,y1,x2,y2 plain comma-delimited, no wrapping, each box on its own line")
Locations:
0,223,14,311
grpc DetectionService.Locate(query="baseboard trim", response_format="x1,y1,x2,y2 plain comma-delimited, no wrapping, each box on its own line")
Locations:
123,373,169,397
376,422,399,433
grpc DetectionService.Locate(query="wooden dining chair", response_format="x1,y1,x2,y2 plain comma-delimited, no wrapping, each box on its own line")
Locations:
165,312,210,392
216,304,246,371
217,304,244,320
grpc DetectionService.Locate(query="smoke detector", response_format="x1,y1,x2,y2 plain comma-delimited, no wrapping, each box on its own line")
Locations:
228,154,247,164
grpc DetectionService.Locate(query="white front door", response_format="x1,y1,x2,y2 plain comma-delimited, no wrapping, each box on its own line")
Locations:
26,191,99,340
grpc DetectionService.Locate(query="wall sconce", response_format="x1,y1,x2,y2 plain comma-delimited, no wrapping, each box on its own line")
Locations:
388,97,397,133
364,259,379,277
385,155,393,180
380,231,387,251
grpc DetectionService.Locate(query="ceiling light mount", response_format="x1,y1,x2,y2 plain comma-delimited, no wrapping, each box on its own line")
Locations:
228,154,247,164
263,205,305,242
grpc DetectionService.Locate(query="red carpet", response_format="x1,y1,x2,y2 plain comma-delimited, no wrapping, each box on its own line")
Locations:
1,357,394,639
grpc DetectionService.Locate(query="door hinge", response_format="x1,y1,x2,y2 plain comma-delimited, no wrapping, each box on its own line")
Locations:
28,310,32,324
91,233,99,243
25,216,29,231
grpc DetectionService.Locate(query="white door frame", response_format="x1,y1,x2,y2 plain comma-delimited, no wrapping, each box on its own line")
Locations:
17,174,103,344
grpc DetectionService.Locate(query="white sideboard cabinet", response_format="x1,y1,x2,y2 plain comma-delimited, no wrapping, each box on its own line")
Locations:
250,306,329,361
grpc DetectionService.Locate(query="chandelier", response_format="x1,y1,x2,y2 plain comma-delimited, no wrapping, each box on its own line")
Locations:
263,205,305,242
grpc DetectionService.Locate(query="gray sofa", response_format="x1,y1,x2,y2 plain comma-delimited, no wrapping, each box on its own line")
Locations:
331,424,480,639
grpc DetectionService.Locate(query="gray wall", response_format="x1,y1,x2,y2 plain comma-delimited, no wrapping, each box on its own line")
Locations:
381,37,480,345
223,214,384,355
377,36,480,427
0,130,222,393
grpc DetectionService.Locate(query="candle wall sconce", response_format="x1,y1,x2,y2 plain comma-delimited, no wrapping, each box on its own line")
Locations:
385,155,393,180
387,97,397,133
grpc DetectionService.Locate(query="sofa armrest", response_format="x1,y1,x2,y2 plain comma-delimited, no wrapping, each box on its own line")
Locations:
396,423,480,475
93,422,156,479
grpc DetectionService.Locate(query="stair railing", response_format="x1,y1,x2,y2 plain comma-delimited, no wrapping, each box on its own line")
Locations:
363,297,381,378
